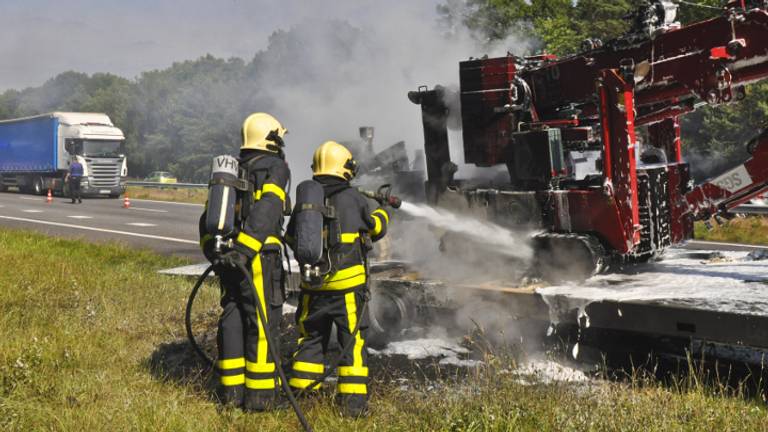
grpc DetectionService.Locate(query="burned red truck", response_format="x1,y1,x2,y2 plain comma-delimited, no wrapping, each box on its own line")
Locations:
409,0,768,279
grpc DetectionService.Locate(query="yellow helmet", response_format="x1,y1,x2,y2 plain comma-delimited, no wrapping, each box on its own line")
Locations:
241,112,287,152
312,141,358,180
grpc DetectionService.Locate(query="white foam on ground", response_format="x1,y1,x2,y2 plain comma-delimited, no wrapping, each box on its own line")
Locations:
538,248,768,319
511,359,590,385
369,338,480,367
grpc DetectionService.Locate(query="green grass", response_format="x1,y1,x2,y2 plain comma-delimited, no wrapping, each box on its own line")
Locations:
2,227,768,431
695,216,768,246
125,186,206,204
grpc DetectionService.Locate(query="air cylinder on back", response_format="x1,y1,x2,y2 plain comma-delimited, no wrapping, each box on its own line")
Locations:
294,179,325,266
205,155,239,236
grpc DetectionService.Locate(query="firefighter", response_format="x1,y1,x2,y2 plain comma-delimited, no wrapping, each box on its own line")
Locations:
199,112,291,411
286,141,390,418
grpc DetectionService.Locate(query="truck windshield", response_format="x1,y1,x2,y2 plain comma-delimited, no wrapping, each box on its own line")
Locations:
81,140,124,157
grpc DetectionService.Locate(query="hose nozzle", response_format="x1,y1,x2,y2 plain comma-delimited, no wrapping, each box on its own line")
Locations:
359,184,402,209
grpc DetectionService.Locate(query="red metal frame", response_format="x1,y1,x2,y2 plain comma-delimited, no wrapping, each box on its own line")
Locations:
452,3,768,258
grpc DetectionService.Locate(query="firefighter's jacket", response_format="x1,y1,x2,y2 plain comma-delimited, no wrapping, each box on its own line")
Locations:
200,150,290,258
286,176,389,293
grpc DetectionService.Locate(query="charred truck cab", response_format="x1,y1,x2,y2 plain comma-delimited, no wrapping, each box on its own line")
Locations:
410,1,768,280
0,112,127,198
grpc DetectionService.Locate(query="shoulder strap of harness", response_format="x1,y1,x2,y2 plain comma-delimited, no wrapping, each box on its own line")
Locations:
238,154,268,226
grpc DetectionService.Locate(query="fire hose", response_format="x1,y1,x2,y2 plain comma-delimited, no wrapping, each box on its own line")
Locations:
185,261,312,432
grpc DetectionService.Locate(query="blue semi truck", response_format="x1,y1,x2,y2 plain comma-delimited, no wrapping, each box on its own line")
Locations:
0,112,127,197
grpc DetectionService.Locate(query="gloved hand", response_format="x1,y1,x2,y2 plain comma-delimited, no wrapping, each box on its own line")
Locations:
218,250,249,269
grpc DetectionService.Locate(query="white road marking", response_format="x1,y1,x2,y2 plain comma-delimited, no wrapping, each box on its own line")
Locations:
0,215,196,244
20,197,42,201
131,198,204,207
68,215,93,220
130,207,168,213
126,222,157,227
22,209,43,213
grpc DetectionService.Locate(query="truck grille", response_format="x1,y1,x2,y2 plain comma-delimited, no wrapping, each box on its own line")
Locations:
86,159,121,187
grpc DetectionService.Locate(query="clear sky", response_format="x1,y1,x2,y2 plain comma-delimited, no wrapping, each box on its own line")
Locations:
0,0,442,91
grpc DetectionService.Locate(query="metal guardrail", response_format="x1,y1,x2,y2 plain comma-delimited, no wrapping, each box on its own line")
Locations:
730,204,768,215
125,181,206,189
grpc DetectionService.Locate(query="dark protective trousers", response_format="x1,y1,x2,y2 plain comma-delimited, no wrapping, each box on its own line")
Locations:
289,289,369,396
216,250,284,399
69,177,81,202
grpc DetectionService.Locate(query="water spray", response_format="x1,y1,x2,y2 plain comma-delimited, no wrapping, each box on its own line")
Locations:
397,201,534,261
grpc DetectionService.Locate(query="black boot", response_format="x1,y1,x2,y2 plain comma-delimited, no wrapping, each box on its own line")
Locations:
243,389,285,412
339,394,368,418
216,385,244,408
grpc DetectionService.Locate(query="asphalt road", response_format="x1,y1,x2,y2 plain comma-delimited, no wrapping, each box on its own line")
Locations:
0,190,765,262
0,191,204,259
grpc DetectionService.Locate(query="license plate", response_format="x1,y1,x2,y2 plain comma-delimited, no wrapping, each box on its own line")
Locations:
100,190,111,194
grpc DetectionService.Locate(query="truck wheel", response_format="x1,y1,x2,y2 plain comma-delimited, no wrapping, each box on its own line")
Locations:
367,288,414,349
32,177,44,195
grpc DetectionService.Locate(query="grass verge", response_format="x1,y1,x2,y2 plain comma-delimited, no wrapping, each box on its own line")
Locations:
1,227,767,431
695,216,768,246
125,186,206,204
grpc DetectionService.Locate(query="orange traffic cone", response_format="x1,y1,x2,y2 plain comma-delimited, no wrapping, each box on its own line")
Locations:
123,193,131,209
46,189,53,204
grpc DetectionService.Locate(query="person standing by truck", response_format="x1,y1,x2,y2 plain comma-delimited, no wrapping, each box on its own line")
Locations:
65,159,84,203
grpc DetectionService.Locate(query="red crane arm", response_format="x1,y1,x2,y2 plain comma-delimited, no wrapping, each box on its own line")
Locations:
685,127,768,219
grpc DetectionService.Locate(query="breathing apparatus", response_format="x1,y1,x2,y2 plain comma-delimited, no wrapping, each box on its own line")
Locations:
204,155,244,252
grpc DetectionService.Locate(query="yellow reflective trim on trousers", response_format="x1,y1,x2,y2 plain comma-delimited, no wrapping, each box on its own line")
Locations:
338,365,369,377
326,265,366,282
373,208,389,224
324,274,366,290
296,294,310,348
253,190,262,201
217,357,245,370
338,383,367,394
289,377,322,389
340,232,360,243
252,255,269,367
293,361,324,374
221,374,245,386
345,292,365,371
245,377,276,390
261,183,286,202
237,232,262,252
246,361,275,373
200,234,213,249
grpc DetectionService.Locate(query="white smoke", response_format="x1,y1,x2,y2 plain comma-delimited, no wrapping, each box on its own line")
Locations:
238,1,532,182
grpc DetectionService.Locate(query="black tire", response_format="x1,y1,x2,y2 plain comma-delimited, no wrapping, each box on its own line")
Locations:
32,177,44,195
367,288,414,349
